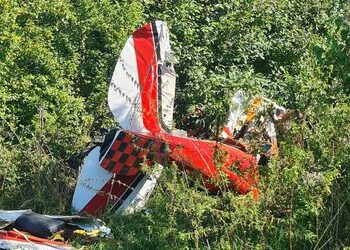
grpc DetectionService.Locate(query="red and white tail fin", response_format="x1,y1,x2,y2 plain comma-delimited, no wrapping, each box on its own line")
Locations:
108,21,176,134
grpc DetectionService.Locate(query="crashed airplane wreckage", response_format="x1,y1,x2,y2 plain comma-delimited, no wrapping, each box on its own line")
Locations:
0,20,286,249
0,210,111,249
72,20,286,216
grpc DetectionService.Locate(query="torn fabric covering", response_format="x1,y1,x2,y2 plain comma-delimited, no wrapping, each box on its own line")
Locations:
222,91,287,158
221,90,247,139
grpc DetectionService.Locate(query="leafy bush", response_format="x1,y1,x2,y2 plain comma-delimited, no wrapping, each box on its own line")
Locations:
0,0,143,210
1,0,349,248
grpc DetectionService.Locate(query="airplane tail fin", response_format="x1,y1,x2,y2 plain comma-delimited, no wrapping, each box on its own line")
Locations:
108,21,176,134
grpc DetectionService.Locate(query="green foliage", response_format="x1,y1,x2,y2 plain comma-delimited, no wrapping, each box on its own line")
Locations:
1,0,350,249
0,0,143,209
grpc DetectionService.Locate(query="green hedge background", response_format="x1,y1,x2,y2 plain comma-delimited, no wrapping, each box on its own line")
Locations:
0,0,349,248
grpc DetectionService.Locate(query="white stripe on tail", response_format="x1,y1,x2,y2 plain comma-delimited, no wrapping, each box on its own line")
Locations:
108,21,176,134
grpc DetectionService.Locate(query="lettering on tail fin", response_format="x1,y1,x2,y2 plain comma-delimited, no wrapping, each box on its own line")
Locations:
108,21,176,134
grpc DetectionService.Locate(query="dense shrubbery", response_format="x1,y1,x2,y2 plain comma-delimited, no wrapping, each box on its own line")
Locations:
0,0,349,248
0,0,143,211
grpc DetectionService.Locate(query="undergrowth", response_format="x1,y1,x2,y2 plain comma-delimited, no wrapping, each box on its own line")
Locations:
1,0,350,249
